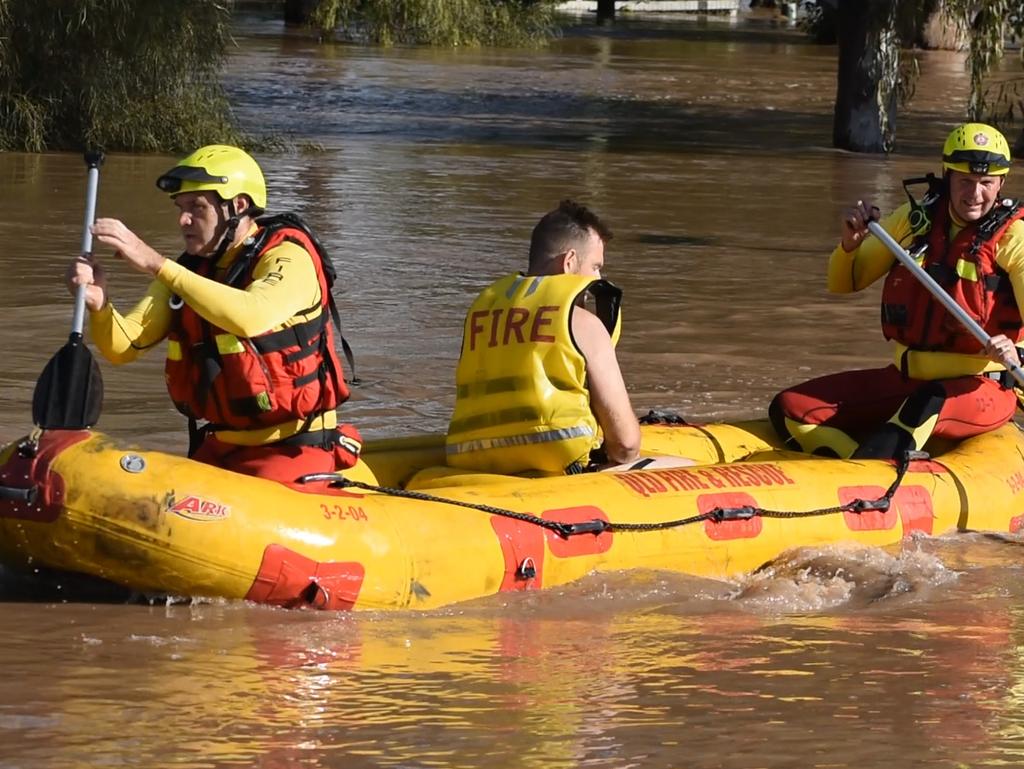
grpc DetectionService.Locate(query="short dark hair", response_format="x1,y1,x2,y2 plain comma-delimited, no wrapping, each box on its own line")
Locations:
528,199,613,272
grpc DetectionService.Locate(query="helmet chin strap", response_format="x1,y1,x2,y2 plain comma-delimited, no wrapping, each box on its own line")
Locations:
210,197,261,261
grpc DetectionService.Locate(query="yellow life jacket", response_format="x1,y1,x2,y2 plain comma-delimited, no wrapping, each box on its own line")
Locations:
446,273,623,475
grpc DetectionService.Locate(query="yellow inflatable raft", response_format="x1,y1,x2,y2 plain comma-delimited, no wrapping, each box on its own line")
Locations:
0,419,1022,610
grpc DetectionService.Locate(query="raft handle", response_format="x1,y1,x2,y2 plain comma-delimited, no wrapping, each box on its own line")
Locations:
554,519,611,537
848,498,890,513
516,557,537,580
707,506,758,522
0,484,37,503
299,579,331,610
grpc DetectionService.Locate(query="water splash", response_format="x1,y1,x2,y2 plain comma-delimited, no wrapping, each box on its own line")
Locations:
729,544,957,612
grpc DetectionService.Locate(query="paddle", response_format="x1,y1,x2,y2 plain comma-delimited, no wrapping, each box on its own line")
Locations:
31,151,105,430
867,219,1024,388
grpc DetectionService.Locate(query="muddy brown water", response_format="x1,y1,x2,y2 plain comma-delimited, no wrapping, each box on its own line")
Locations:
2,14,1024,768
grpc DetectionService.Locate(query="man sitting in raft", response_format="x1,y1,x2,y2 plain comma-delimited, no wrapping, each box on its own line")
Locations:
64,145,361,488
769,123,1024,459
446,199,690,475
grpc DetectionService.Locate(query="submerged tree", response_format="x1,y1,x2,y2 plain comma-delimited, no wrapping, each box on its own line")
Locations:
826,0,1024,154
309,0,558,46
832,0,936,153
833,0,897,153
0,0,242,152
951,1,1024,150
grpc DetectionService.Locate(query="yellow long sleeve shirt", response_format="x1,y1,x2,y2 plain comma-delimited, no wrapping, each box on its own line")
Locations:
89,226,337,444
826,201,1024,380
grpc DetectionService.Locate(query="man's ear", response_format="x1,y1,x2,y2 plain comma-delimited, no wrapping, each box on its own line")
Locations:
562,249,578,274
234,194,255,215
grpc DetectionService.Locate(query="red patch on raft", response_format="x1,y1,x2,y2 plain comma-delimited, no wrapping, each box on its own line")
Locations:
891,485,934,535
491,517,546,592
543,505,613,557
838,485,934,535
0,430,90,523
489,505,613,592
246,544,364,610
839,486,899,531
699,492,763,540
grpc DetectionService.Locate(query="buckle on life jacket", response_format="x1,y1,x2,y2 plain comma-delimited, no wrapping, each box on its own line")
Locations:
981,369,1014,389
279,423,363,464
280,428,338,450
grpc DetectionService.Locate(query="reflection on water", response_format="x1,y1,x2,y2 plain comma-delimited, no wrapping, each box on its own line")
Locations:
3,556,1024,768
1,14,1022,768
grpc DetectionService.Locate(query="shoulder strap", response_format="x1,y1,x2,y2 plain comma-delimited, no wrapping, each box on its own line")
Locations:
901,173,945,237
168,252,208,320
253,212,358,384
253,212,338,286
976,198,1022,243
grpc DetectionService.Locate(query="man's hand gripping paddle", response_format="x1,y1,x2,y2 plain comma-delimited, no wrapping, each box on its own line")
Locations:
31,152,105,430
867,219,1024,388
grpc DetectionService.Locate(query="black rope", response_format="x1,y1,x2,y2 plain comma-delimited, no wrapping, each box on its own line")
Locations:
298,449,927,539
299,472,582,537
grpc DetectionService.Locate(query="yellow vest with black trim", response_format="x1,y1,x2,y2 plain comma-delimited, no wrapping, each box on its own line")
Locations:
446,273,623,475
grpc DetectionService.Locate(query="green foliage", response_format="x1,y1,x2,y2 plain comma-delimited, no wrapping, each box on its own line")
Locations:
872,1,902,151
797,1,837,44
310,0,558,47
947,0,1024,147
942,0,1010,120
0,0,243,152
836,0,1024,149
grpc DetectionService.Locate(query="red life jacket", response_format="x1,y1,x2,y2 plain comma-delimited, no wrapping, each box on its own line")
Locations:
880,195,1024,354
164,213,350,430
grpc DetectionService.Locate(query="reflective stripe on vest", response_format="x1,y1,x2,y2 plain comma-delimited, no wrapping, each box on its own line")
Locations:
955,259,978,281
167,334,247,361
446,424,597,457
215,334,245,355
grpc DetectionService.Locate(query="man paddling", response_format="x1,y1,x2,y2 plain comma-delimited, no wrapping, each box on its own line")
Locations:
447,199,692,475
65,145,361,487
770,123,1024,459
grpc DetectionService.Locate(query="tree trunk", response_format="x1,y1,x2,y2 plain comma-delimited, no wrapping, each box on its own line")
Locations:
832,0,896,153
284,0,318,25
597,0,616,24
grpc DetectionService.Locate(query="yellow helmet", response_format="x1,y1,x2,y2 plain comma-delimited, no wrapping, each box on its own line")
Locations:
942,123,1012,176
155,145,267,209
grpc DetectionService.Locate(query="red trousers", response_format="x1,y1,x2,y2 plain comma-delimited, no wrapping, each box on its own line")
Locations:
192,435,337,491
772,365,1016,441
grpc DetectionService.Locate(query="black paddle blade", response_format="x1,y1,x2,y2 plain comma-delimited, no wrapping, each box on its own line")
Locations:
32,335,103,430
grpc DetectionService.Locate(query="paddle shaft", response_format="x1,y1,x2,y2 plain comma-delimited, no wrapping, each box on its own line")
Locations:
72,152,104,337
867,219,1024,389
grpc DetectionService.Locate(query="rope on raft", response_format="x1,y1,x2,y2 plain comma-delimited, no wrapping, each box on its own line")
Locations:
300,449,929,540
